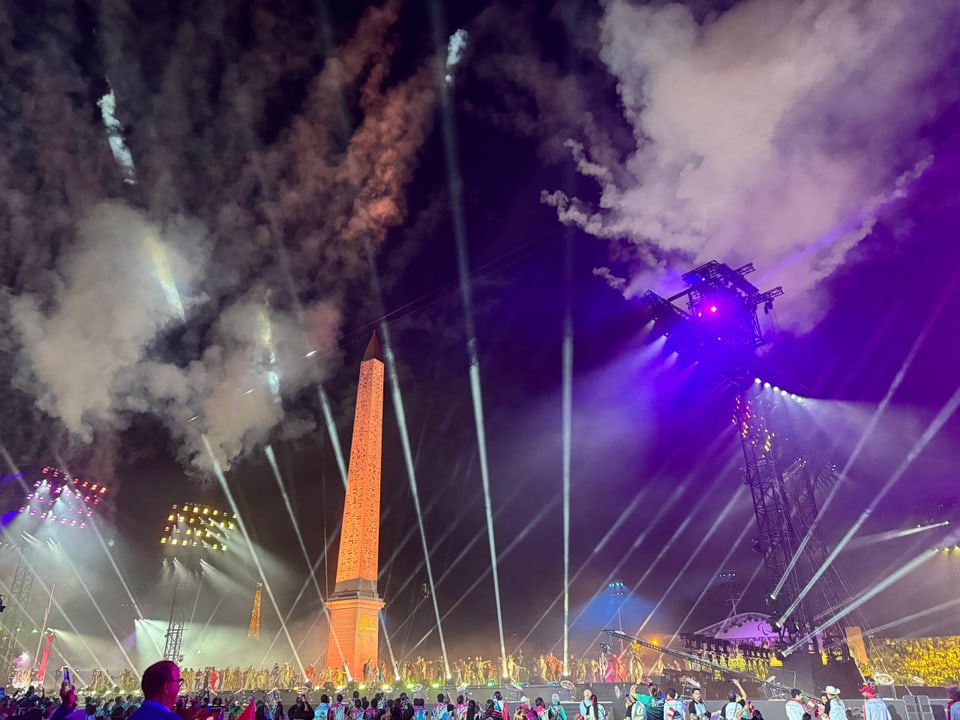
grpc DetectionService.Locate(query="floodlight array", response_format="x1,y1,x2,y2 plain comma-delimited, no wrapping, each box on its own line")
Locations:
16,466,109,529
160,502,235,552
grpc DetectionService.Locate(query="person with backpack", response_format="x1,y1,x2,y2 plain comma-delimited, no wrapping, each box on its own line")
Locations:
547,695,566,720
663,690,685,720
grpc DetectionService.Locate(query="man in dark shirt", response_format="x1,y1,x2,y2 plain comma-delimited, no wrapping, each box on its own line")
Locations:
130,662,184,720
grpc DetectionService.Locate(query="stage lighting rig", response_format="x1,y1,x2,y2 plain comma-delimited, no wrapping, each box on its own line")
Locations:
16,466,108,529
640,260,783,380
641,259,848,674
161,502,235,555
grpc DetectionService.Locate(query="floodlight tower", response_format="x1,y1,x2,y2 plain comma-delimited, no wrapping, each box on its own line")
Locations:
641,261,845,656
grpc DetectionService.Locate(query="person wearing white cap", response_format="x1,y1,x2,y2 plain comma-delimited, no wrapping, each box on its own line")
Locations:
824,687,845,720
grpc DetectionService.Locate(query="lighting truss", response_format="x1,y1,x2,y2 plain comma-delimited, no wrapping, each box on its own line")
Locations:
640,260,845,657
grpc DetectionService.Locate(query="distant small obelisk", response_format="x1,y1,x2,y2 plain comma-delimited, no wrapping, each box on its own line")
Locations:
324,334,385,676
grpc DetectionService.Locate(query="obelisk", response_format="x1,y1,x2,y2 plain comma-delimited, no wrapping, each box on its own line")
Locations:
325,333,385,676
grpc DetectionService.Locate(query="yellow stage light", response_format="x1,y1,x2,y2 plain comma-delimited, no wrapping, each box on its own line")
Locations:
203,508,209,515
160,538,167,544
168,515,174,522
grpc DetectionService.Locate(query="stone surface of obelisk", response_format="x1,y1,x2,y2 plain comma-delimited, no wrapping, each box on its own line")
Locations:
324,333,385,675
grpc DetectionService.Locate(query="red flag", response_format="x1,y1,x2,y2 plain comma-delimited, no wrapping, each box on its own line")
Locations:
237,700,256,720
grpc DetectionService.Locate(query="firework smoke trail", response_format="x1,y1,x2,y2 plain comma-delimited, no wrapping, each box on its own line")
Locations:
561,225,574,675
428,4,508,679
145,232,185,321
544,0,960,327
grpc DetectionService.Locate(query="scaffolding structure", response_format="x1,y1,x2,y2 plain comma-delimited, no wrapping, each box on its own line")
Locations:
642,259,846,654
162,584,185,664
0,545,37,681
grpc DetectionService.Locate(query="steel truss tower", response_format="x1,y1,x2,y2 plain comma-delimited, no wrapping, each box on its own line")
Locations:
163,583,185,664
0,545,37,680
642,260,845,653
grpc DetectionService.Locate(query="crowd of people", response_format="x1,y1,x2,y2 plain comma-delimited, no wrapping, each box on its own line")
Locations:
49,646,678,695
865,637,960,687
0,662,766,720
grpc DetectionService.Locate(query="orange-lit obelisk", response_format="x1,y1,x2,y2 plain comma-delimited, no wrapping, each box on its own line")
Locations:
325,334,385,675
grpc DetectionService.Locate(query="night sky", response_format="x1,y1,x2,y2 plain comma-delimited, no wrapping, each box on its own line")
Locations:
1,0,960,671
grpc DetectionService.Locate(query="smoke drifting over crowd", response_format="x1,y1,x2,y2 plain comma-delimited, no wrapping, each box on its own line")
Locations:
542,0,960,324
1,1,438,472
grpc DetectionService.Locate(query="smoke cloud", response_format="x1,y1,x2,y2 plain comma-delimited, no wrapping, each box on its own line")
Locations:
543,0,960,326
1,1,438,474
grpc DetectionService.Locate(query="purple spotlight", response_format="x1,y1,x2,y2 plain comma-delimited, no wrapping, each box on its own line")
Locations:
709,305,718,313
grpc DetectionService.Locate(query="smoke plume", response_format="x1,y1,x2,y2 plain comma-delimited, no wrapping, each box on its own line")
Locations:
542,0,960,326
0,1,437,474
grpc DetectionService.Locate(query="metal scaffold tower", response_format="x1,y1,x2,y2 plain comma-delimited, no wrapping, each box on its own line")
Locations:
162,583,185,664
641,260,847,655
0,545,37,681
